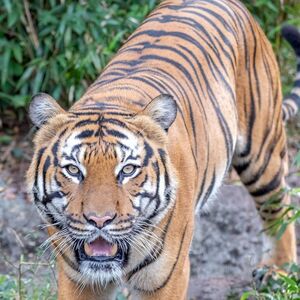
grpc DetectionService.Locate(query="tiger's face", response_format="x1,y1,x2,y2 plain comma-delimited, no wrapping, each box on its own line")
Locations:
27,93,178,285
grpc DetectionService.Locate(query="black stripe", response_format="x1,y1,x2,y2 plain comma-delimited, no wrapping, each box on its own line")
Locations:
143,141,153,166
42,191,65,205
42,156,51,195
73,119,99,128
250,168,282,197
34,147,46,188
234,160,250,175
68,224,91,233
76,130,94,139
243,143,277,186
105,129,128,139
52,141,59,167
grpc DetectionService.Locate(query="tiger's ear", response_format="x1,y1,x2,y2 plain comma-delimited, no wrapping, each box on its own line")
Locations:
29,93,65,128
141,94,177,131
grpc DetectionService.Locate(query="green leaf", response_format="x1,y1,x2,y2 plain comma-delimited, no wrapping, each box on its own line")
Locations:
1,48,11,86
90,52,101,70
108,31,125,52
12,44,22,63
64,27,72,47
293,151,300,168
52,85,62,100
32,70,44,94
8,8,20,28
276,222,288,240
240,291,253,300
15,66,35,90
0,135,12,145
3,0,12,13
11,95,28,108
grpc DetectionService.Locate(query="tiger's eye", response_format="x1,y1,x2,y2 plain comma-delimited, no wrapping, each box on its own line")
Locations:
122,164,136,175
66,165,80,176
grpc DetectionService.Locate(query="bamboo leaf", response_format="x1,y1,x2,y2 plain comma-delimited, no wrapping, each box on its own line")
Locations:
1,48,11,86
15,66,35,90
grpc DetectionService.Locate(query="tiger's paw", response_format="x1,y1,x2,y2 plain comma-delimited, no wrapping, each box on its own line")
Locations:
252,265,287,289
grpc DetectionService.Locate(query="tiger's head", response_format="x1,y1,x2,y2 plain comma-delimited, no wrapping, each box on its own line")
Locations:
27,93,178,286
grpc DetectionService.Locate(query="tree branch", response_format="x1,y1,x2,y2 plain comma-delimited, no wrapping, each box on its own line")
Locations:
23,0,39,50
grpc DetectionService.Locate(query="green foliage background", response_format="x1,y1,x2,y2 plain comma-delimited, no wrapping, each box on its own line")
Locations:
0,0,299,121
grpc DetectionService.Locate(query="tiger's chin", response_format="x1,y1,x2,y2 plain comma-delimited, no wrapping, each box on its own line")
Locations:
73,236,127,286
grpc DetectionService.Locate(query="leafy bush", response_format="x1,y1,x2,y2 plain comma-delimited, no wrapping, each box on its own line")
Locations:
239,186,300,299
0,273,57,300
241,263,300,300
0,0,157,114
243,0,300,94
0,256,57,300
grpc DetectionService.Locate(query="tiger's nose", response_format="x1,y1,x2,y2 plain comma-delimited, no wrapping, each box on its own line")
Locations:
85,213,115,228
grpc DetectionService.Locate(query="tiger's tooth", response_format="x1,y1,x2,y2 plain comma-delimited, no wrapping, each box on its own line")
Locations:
84,243,93,256
110,244,118,256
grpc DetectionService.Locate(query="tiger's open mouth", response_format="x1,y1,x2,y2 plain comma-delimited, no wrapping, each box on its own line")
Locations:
75,236,125,264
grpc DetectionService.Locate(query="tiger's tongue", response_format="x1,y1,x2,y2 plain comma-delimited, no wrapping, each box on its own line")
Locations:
84,237,117,257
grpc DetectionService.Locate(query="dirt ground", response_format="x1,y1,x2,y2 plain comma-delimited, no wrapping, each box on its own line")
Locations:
0,129,299,300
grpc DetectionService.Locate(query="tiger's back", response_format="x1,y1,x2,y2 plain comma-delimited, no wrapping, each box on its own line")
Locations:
76,0,284,210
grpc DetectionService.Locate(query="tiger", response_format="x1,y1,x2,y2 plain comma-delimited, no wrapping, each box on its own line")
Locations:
26,0,300,299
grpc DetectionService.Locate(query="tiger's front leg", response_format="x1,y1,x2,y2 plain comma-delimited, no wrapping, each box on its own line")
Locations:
126,206,195,300
131,256,190,300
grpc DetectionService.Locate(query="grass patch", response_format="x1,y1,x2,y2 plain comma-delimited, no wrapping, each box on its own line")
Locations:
241,264,300,300
0,255,57,300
